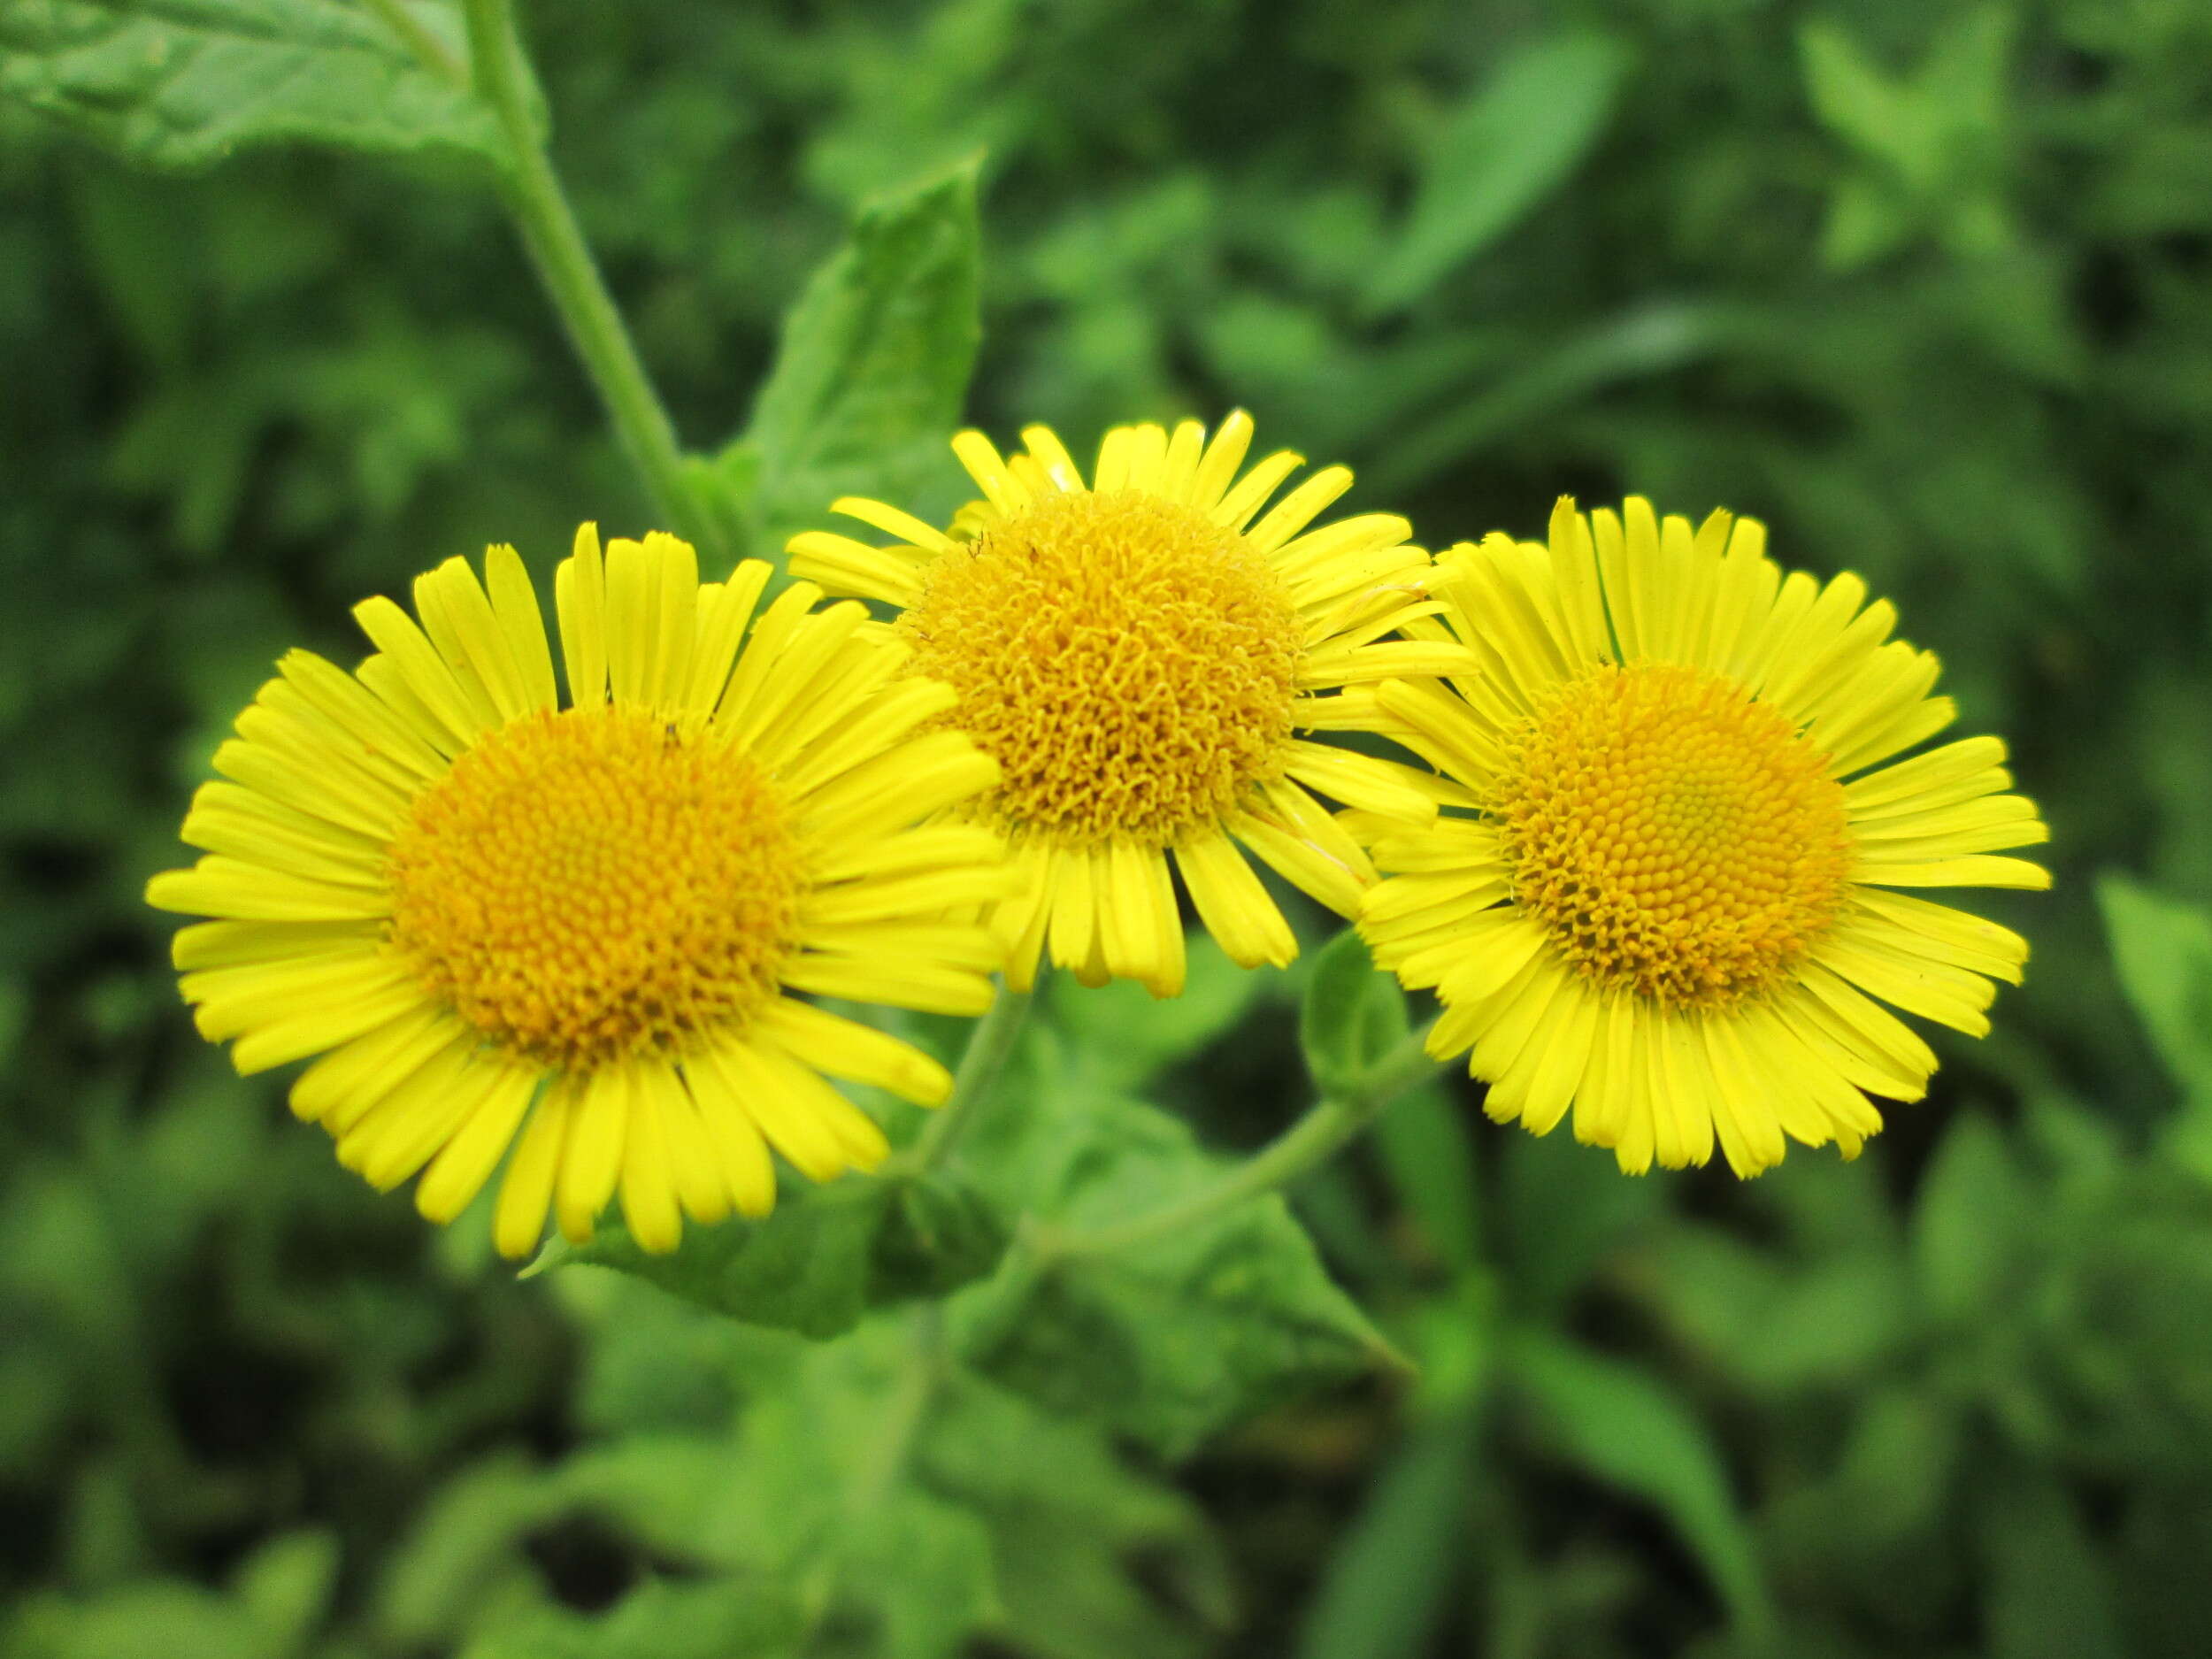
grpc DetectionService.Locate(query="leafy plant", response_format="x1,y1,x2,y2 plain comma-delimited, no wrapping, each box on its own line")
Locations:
4,0,2210,1655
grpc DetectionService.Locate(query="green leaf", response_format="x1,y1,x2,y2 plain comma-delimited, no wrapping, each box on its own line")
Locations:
678,450,760,572
1294,1409,1479,1659
685,1332,993,1654
1799,9,2019,269
232,1532,338,1652
1803,9,2016,187
951,1083,1394,1458
5,1581,270,1659
456,1578,810,1659
1506,1329,1774,1637
67,167,199,369
1824,1387,1960,1555
919,1369,1235,1659
2098,872,2212,1100
558,1320,1227,1659
375,1456,565,1648
566,1276,797,1436
741,157,983,552
1499,1120,1663,1317
1763,1386,1961,1600
1363,32,1632,313
1913,1110,2032,1324
1800,20,1922,178
1819,175,1916,271
1299,926,1408,1099
547,1169,1004,1340
1646,1224,1910,1395
1975,1464,2126,1659
0,1,507,171
0,1342,71,1481
1371,1079,1481,1274
1052,933,1267,1094
5,1530,334,1659
842,1492,1000,1659
1361,301,1731,495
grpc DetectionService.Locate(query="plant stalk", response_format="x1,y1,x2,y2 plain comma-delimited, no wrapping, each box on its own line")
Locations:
1051,1018,1446,1257
461,0,726,561
900,981,1036,1176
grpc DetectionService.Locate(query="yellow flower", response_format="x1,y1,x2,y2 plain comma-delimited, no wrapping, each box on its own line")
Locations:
1357,498,2049,1176
148,528,1007,1256
787,412,1468,996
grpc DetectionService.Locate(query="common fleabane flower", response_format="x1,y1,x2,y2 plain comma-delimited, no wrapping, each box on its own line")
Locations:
1356,498,2048,1176
787,412,1470,996
148,528,1008,1256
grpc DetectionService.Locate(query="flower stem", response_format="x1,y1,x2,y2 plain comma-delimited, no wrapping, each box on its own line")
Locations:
460,0,727,562
1049,1018,1446,1257
901,981,1036,1175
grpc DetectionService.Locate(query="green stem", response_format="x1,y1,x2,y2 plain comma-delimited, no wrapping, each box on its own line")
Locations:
461,0,726,561
900,981,1036,1175
851,1305,944,1510
1051,1018,1445,1258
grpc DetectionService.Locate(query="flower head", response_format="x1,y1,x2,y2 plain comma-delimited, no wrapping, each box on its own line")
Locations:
788,413,1468,995
1357,498,2048,1175
149,528,1007,1255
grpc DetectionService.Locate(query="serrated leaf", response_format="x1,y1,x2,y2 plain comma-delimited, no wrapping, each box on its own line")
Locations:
1363,32,1631,313
1507,1329,1774,1637
565,1320,1226,1659
1,0,508,171
1299,926,1407,1099
742,158,982,551
547,1170,1004,1340
919,1373,1234,1659
950,1081,1394,1458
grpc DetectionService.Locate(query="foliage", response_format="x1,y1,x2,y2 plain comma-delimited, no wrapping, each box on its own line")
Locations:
0,0,508,170
4,0,2212,1655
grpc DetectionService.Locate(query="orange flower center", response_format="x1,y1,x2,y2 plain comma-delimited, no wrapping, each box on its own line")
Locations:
896,488,1302,845
1493,663,1853,1007
384,706,803,1069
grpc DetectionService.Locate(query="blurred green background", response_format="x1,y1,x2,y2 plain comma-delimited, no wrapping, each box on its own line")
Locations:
8,0,2212,1655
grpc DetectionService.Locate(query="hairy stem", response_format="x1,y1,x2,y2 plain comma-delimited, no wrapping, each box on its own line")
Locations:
461,0,726,560
1049,1018,1445,1257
